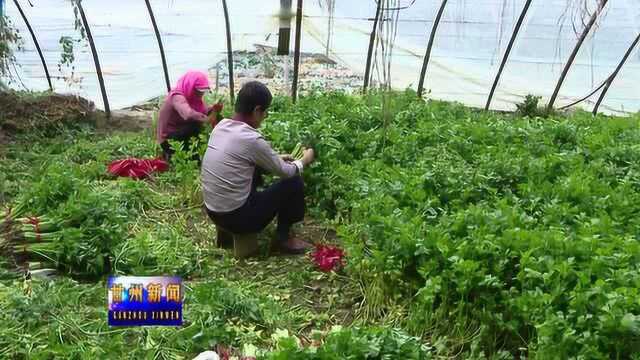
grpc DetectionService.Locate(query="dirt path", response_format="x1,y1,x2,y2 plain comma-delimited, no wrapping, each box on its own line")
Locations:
199,216,360,341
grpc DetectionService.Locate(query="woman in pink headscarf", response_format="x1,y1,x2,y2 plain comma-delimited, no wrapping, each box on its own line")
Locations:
157,70,222,161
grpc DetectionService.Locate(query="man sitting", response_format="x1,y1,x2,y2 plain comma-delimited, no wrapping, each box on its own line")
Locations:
201,81,315,254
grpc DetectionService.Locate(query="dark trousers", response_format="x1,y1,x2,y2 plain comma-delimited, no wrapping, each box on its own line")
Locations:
160,121,202,162
206,169,305,240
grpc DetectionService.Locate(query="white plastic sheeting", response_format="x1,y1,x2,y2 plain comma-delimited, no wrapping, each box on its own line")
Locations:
4,0,640,115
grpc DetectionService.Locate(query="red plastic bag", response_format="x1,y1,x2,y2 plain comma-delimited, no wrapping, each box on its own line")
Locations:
310,244,345,272
107,158,169,179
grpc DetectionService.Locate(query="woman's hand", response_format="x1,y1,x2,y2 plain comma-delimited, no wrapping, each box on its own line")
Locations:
206,102,224,127
196,113,209,123
208,102,224,115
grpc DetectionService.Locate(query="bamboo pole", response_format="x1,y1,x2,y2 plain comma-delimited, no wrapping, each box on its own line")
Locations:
485,0,532,110
221,0,234,104
417,0,447,99
592,33,640,115
144,0,171,92
75,0,110,117
291,0,303,103
547,0,607,111
12,0,53,91
363,0,383,93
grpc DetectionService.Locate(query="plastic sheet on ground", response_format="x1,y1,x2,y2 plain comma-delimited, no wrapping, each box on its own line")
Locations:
107,158,168,179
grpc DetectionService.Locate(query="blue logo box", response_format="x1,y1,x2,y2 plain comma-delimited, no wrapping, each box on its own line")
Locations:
108,276,183,326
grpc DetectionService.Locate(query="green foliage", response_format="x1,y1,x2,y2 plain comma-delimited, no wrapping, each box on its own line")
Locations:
57,36,76,70
0,277,297,359
4,131,167,278
13,163,160,277
3,90,640,358
165,133,207,207
258,91,640,357
55,0,88,87
112,219,205,277
515,94,553,118
266,327,433,359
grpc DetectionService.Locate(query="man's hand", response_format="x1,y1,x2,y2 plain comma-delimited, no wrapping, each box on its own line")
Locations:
301,148,315,166
280,154,295,162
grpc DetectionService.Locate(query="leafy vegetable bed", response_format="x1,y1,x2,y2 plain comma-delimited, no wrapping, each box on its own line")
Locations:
1,90,639,358
261,91,640,358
